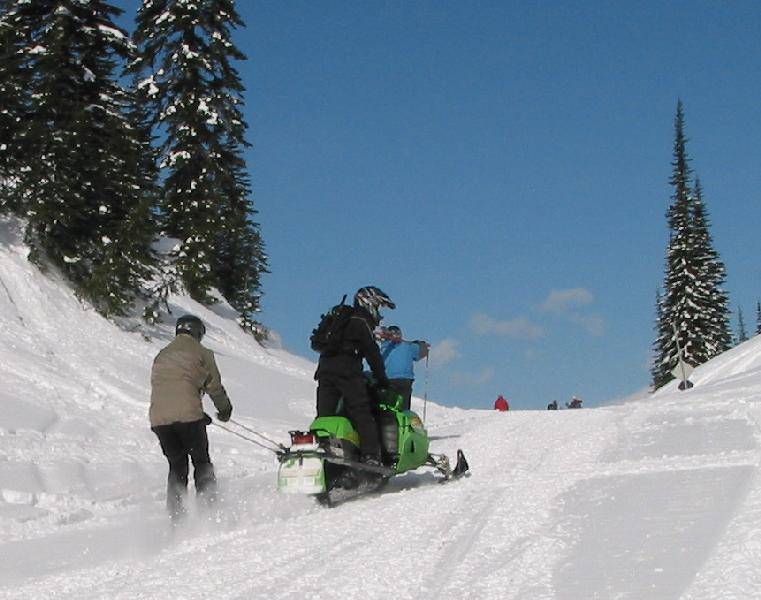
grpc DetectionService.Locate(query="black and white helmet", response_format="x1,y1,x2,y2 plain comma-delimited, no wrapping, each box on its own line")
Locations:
386,325,403,340
176,314,206,341
354,286,395,325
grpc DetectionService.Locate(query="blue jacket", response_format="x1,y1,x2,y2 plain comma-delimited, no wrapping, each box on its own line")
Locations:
380,340,423,380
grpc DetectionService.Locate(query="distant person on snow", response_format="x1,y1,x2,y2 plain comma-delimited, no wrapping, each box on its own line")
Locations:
547,400,558,410
314,286,395,466
377,325,429,411
149,315,233,521
494,395,509,411
566,396,583,409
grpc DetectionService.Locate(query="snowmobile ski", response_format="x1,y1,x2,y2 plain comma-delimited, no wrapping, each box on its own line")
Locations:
426,448,469,481
451,449,470,478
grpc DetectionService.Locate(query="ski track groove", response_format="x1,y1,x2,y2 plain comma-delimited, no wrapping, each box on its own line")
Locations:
422,486,505,599
416,412,611,599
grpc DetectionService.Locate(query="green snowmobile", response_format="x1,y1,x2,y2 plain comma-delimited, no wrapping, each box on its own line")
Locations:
277,389,469,505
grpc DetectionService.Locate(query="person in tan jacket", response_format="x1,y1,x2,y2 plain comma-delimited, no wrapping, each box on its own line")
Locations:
150,314,233,520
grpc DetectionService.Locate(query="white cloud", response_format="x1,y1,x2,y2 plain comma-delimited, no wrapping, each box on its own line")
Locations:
429,338,460,368
469,313,545,340
451,367,495,386
540,288,594,314
539,288,605,336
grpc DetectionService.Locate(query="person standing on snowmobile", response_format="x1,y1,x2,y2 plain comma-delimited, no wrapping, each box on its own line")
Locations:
149,315,233,520
315,286,394,466
377,325,429,411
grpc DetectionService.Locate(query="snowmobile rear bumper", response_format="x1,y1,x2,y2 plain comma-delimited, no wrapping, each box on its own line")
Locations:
278,450,326,494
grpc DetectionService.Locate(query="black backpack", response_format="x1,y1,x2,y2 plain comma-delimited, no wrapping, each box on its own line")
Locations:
310,295,354,354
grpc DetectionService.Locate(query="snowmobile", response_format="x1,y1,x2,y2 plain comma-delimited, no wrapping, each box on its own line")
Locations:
277,388,469,506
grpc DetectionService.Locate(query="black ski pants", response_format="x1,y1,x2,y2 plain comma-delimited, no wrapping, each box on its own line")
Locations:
316,374,381,458
389,378,413,412
152,418,216,506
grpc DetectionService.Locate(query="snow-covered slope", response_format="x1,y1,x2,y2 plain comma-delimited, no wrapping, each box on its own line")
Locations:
1,216,760,599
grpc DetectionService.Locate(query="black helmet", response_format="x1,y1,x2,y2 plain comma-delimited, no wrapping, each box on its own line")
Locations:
386,325,402,339
354,286,395,325
176,314,206,341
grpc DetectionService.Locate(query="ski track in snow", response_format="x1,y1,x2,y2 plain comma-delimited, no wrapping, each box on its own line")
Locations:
2,218,761,599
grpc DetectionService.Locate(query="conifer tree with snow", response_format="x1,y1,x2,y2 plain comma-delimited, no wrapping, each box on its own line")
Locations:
651,288,671,389
131,0,267,334
1,0,156,316
736,306,748,344
0,0,27,201
653,102,731,389
691,178,732,353
757,301,761,336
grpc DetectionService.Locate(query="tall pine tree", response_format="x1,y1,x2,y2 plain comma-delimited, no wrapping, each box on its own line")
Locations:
655,101,699,387
6,0,156,315
757,301,761,335
653,102,732,389
131,0,267,333
656,103,699,385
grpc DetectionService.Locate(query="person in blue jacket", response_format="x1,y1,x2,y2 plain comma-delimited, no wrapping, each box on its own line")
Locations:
378,325,429,411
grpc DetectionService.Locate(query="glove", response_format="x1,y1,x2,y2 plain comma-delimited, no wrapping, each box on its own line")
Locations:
217,405,232,422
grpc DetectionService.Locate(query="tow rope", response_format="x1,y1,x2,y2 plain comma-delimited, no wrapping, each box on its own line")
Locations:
211,418,287,456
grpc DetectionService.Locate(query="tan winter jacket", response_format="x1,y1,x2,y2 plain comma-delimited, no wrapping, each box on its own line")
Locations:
149,333,232,427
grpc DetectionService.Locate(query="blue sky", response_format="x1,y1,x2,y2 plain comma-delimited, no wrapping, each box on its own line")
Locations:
117,1,761,410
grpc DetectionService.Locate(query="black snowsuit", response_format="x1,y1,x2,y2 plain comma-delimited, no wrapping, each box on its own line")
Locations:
151,417,215,517
315,306,389,459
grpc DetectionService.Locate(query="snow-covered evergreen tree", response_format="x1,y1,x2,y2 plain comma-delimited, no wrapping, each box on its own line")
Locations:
651,288,671,389
5,0,156,316
654,101,725,389
131,0,267,333
736,306,748,344
691,178,732,354
0,0,32,207
757,301,761,336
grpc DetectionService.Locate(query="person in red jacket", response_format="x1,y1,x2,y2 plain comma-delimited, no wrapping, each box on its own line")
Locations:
494,395,509,411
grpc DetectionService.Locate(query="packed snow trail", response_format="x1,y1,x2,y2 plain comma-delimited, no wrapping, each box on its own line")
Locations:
0,408,617,600
2,217,761,599
4,389,760,600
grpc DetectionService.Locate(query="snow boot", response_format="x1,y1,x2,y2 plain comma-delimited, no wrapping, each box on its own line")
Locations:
195,463,218,508
167,479,188,522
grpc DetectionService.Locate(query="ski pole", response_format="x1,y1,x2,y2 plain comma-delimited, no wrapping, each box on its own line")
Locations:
423,352,429,422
